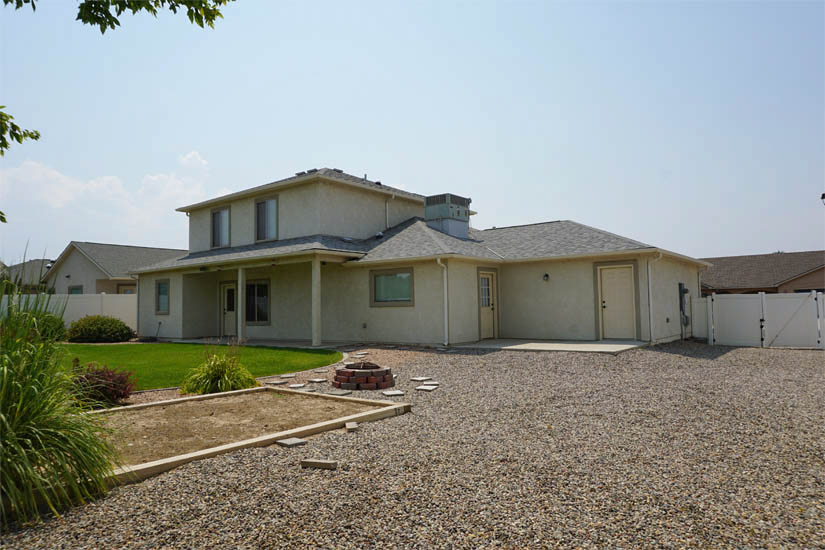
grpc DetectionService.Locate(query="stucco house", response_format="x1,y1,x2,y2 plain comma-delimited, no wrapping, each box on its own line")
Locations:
700,250,825,296
133,168,708,346
45,241,187,295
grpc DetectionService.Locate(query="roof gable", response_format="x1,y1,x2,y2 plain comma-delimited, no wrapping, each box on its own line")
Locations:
176,168,424,213
49,242,188,279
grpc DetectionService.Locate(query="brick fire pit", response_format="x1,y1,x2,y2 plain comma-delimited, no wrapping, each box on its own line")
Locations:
333,362,395,391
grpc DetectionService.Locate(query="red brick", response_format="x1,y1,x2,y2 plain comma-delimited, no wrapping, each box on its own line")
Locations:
341,382,358,390
373,369,389,377
367,376,382,383
383,375,393,382
336,369,354,377
359,383,377,390
352,376,367,384
377,381,391,389
334,375,350,383
332,380,341,388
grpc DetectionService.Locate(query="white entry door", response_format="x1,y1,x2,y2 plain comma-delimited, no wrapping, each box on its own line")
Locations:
599,266,635,339
221,283,237,337
479,272,497,339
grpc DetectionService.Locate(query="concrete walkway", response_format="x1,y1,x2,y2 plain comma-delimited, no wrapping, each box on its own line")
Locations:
455,338,647,354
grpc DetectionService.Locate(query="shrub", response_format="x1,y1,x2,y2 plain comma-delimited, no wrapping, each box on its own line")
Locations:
181,352,258,395
0,283,118,529
72,360,136,407
34,312,66,342
67,315,133,343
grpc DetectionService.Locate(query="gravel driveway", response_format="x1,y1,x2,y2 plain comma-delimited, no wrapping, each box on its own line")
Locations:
3,342,823,548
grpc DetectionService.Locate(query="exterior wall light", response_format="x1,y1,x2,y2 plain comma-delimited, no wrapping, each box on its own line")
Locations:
543,273,549,281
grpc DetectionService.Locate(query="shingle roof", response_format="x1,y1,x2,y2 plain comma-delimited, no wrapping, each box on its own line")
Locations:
2,259,54,285
700,250,825,290
134,235,369,272
59,242,188,278
471,221,652,260
137,217,659,272
176,168,424,212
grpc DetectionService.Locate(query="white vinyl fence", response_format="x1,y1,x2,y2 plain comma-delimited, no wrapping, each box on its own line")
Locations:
692,291,823,349
1,294,137,330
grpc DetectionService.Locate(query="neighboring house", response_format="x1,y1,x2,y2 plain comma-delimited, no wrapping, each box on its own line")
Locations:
133,167,708,346
44,242,187,295
700,250,825,296
0,258,54,291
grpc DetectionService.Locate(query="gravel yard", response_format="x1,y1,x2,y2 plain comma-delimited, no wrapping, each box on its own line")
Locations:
3,341,823,548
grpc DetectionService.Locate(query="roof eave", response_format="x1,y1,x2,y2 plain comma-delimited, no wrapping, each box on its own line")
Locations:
130,248,366,274
176,174,424,213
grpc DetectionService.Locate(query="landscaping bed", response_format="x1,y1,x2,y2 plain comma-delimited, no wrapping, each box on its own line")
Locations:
105,390,376,465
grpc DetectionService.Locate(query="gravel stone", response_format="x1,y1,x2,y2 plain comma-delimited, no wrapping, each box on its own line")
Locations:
3,342,822,549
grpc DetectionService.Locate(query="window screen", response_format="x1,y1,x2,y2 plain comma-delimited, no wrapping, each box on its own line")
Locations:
211,208,229,247
256,199,277,241
374,272,412,303
245,282,269,323
156,280,169,314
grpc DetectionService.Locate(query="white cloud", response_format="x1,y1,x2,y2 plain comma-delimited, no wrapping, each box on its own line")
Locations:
0,154,214,261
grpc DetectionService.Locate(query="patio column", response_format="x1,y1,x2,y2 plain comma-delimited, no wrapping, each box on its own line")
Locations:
237,266,246,341
311,255,321,346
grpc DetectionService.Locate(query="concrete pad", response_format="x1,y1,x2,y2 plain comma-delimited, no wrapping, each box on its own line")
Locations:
410,376,432,382
301,459,338,470
276,438,307,448
326,389,352,397
288,383,306,389
382,390,405,397
454,339,646,354
308,378,327,383
416,385,438,392
345,422,359,432
279,373,297,379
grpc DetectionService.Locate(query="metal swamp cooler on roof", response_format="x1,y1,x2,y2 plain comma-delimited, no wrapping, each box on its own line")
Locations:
425,193,472,239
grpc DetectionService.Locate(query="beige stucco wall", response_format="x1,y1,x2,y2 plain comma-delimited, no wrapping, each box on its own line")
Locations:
186,181,424,253
46,247,109,294
182,273,219,338
137,272,184,338
650,256,700,343
447,259,485,344
498,256,654,341
778,267,825,293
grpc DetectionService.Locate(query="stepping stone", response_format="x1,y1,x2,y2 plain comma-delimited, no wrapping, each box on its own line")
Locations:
426,381,440,386
301,388,317,392
410,376,432,382
343,361,355,366
288,383,305,389
314,369,329,373
279,373,296,379
276,438,307,448
382,390,405,397
326,389,352,397
300,459,338,470
416,385,438,392
354,352,368,357
267,380,288,385
308,378,327,383
393,374,398,379
345,422,359,432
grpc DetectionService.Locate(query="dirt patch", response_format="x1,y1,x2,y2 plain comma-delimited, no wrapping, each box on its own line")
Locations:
105,390,377,465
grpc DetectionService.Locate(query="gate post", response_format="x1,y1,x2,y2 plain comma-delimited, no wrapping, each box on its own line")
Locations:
707,293,715,345
759,292,767,348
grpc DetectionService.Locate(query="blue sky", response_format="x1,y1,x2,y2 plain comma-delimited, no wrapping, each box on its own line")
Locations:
1,0,822,263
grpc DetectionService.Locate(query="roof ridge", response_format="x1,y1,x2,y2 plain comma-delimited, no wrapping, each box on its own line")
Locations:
74,241,187,252
417,220,453,254
563,220,651,248
700,250,825,261
480,220,564,231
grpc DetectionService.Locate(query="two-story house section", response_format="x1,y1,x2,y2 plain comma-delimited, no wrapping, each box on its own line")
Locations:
133,167,709,346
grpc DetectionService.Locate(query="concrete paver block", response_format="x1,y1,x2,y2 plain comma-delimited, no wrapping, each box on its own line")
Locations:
308,378,327,383
276,438,307,448
279,374,296,379
382,390,405,397
410,376,432,382
345,422,359,432
288,383,306,389
416,385,438,392
267,380,288,385
301,459,338,470
326,389,352,396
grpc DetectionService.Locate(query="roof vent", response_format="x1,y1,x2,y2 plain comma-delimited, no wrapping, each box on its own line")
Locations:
332,168,343,173
295,171,306,176
375,231,384,239
375,181,382,186
425,193,472,239
306,168,318,174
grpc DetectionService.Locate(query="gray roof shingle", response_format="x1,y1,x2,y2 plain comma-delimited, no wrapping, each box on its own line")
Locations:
68,242,188,278
700,250,825,290
1,259,54,285
136,217,658,272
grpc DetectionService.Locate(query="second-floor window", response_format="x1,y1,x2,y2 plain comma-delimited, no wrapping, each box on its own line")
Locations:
212,207,229,248
256,198,277,241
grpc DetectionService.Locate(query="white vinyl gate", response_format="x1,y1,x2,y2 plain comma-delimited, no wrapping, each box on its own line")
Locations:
691,291,823,349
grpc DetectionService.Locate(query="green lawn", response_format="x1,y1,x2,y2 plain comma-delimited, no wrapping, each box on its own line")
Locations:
59,343,342,391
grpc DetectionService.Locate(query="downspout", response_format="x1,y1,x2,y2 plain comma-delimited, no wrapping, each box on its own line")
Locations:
647,251,663,344
436,257,448,346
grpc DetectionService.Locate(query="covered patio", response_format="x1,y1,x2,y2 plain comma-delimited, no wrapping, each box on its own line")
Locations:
455,338,647,354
